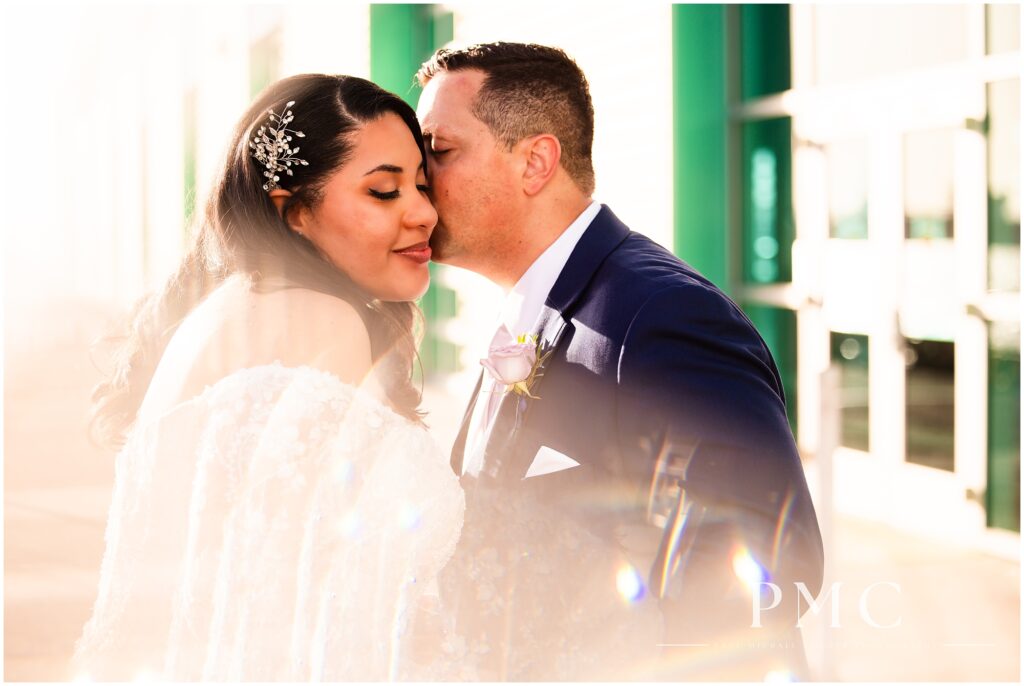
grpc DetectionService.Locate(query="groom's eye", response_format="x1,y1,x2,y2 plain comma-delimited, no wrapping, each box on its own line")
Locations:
430,148,450,157
369,188,400,200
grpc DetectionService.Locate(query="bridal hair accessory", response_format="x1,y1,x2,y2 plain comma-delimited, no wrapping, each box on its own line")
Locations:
249,100,309,191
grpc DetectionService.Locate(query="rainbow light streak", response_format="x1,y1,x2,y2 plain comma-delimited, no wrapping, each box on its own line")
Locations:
768,487,796,572
653,502,691,598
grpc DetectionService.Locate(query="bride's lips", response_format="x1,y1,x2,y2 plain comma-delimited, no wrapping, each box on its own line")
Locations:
393,241,431,264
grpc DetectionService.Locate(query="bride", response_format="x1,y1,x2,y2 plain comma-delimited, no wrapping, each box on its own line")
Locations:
72,74,464,681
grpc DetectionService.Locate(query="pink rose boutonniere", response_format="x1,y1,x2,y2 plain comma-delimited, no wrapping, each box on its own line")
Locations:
481,325,553,400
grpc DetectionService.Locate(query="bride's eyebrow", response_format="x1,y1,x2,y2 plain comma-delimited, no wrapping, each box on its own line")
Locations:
363,164,403,176
363,162,426,176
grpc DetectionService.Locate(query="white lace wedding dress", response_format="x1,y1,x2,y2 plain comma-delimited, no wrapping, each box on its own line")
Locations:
72,363,464,681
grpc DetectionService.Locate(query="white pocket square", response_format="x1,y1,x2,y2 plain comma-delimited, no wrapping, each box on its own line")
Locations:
524,446,580,479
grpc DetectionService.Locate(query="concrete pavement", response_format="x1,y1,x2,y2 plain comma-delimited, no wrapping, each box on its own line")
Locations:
4,352,1019,681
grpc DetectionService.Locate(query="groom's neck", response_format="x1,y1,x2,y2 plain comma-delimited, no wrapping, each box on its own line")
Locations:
496,194,593,290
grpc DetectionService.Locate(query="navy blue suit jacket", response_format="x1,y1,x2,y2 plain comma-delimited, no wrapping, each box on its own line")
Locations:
447,205,823,679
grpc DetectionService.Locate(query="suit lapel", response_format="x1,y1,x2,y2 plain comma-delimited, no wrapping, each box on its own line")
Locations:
478,205,632,482
450,371,484,475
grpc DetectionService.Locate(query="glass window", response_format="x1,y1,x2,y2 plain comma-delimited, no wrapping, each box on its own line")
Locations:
419,266,460,375
743,118,794,283
904,128,955,239
812,5,970,86
987,320,1020,531
988,78,1020,293
831,331,869,451
826,139,869,239
905,339,955,471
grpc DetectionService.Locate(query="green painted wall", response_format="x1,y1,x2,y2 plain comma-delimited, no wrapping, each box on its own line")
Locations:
673,4,729,291
370,4,452,107
739,4,790,100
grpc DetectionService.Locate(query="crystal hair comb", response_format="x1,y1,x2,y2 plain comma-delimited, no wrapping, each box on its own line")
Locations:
249,100,309,191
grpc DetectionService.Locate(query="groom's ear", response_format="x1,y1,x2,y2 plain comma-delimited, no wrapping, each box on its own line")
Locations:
520,134,561,196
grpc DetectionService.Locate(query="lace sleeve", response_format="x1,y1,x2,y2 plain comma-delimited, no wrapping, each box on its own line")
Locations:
72,364,464,682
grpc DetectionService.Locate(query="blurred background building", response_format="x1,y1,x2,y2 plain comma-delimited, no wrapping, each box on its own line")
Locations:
3,2,1019,681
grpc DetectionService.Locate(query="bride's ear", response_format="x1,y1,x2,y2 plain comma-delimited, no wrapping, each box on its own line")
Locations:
268,189,310,238
268,189,293,216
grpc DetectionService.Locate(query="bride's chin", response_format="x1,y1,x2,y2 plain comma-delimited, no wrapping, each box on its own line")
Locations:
375,279,430,303
408,281,431,301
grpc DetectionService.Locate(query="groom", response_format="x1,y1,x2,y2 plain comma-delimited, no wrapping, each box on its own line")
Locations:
416,42,824,681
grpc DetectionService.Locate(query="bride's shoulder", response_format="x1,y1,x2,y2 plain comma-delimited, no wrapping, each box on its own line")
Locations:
173,277,373,389
248,285,373,386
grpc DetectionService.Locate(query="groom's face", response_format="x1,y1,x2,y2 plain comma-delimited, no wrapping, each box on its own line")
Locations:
417,70,521,269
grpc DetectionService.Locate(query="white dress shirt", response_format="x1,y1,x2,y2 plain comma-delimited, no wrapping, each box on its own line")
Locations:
462,200,603,476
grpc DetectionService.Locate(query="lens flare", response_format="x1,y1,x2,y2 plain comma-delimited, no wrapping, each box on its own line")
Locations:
764,669,796,682
339,512,361,540
616,564,645,603
398,503,421,530
333,459,354,485
732,547,769,593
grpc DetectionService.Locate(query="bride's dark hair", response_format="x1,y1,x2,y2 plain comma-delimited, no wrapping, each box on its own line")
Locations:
94,74,429,445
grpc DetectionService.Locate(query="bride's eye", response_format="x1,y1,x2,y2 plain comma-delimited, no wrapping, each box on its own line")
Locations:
416,184,431,194
369,188,400,200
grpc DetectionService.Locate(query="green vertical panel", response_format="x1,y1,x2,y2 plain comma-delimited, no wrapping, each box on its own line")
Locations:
673,4,729,290
370,4,434,107
370,4,459,375
987,326,1021,531
740,4,790,101
746,304,798,432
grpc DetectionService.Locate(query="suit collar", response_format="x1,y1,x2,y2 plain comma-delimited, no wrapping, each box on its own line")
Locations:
542,204,631,317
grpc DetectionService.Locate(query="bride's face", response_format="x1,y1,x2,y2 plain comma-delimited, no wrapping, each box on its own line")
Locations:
293,112,437,301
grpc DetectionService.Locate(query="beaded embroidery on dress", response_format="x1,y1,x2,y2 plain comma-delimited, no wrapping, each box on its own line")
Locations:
72,364,465,681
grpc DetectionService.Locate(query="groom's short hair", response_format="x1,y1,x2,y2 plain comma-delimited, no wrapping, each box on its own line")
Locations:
417,42,596,195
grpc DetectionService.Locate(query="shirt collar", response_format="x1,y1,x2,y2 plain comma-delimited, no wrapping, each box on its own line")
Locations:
500,200,602,335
